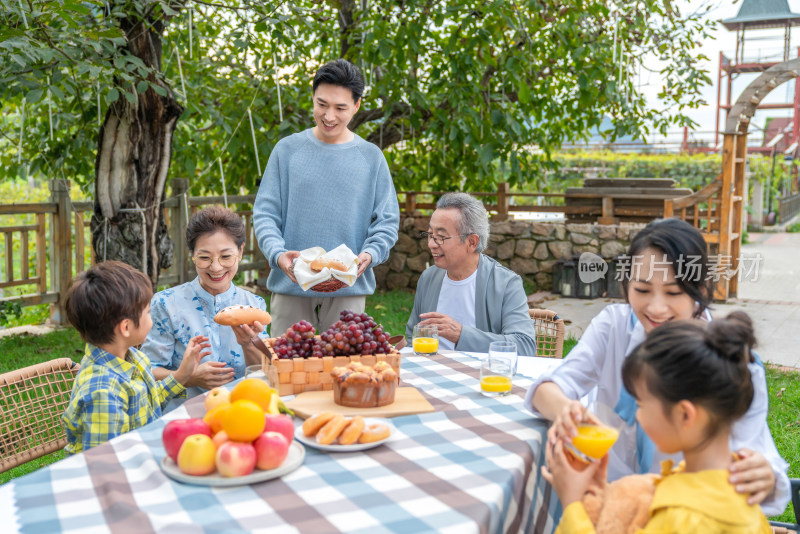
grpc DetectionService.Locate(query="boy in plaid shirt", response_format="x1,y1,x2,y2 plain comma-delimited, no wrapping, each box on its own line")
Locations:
62,261,211,454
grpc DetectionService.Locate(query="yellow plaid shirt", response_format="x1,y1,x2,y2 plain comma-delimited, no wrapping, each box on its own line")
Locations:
62,344,185,455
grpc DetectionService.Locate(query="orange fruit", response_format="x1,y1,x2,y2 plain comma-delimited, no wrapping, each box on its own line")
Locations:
203,404,231,435
230,378,275,412
223,399,265,442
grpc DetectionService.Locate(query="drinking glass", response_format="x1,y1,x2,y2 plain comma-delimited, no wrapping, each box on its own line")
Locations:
564,406,624,463
245,364,267,380
480,354,513,397
412,324,439,356
489,340,518,375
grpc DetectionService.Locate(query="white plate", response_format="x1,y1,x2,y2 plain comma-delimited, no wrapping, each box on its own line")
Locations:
294,417,394,452
160,441,305,486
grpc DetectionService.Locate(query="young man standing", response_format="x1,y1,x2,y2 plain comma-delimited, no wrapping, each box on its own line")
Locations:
253,59,399,335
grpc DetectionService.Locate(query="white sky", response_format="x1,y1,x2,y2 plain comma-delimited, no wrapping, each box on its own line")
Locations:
642,0,800,144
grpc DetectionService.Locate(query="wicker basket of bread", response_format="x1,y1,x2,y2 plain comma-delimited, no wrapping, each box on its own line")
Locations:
295,246,358,294
262,312,401,396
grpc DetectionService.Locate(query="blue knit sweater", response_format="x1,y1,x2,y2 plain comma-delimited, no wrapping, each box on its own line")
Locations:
253,129,399,297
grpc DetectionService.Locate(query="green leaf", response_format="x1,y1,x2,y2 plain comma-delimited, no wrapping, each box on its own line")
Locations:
106,88,119,103
151,84,167,96
184,157,196,177
136,80,149,94
123,90,137,104
25,88,44,104
518,81,530,104
379,41,391,59
479,144,494,165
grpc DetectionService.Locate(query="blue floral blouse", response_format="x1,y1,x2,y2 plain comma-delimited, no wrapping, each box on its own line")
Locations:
141,277,266,407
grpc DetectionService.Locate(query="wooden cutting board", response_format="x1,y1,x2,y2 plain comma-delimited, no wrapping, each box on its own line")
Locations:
286,387,435,419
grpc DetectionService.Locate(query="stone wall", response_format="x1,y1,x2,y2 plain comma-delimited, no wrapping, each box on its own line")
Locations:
374,216,646,291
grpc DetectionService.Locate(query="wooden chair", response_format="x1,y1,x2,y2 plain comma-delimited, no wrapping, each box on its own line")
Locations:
0,358,80,473
528,309,566,359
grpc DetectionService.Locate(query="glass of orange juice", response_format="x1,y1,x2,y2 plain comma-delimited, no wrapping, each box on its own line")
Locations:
480,355,513,397
564,408,623,463
412,324,439,356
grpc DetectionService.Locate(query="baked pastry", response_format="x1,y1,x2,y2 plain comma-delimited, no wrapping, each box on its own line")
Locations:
301,413,391,446
213,305,271,326
331,362,398,408
310,258,348,272
358,423,391,443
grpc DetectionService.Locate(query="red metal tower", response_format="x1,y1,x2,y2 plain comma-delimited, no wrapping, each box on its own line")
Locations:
716,0,800,153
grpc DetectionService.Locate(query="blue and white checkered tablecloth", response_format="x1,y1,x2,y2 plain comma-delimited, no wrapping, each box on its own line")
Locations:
1,352,563,534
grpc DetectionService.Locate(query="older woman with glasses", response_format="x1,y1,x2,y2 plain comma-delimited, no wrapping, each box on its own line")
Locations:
141,205,268,410
405,193,537,355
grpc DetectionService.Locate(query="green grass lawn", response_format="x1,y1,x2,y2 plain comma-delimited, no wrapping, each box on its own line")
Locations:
0,291,797,523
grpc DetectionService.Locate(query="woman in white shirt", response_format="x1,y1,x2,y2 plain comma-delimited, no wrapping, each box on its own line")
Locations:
527,218,790,515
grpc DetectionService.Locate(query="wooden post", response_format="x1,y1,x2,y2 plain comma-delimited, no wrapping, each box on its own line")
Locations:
728,131,748,298
405,192,417,214
36,213,47,295
715,133,737,301
49,179,72,325
663,199,674,218
598,197,616,225
171,179,190,285
496,182,510,221
74,212,86,274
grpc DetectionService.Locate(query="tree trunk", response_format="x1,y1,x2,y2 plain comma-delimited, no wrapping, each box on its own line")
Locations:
91,13,183,288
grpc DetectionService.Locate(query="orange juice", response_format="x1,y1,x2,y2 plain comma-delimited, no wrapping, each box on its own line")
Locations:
480,375,512,393
413,337,439,354
571,424,619,460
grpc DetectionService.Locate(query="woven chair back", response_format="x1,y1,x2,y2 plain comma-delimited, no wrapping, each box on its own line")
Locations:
0,358,79,473
528,309,566,359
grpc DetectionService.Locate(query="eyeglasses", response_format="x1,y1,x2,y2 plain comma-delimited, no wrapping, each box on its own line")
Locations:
192,254,239,268
419,231,472,246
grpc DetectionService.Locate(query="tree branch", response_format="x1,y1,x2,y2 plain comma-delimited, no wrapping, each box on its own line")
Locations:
338,0,356,58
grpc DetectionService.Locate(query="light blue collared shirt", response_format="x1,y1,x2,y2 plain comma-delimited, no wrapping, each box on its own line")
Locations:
141,277,266,409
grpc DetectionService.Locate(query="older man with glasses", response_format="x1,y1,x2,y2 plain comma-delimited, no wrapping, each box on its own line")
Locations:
405,193,537,355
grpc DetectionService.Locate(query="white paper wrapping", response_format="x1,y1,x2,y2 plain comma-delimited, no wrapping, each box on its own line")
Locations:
293,244,359,291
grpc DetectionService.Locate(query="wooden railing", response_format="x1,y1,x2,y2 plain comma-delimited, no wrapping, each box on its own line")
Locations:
664,174,724,239
0,179,269,324
779,192,800,223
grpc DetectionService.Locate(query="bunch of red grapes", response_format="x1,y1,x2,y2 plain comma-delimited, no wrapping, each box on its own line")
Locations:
271,311,393,359
271,320,317,359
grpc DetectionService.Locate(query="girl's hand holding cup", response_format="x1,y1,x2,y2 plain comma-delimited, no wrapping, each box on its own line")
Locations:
542,436,609,508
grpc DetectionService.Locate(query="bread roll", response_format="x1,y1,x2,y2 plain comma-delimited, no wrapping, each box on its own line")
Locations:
310,258,348,272
213,305,271,326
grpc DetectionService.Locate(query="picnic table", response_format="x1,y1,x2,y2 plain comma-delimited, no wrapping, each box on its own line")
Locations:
1,351,564,534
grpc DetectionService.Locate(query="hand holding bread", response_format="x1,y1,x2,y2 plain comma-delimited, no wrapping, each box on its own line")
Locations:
213,305,272,326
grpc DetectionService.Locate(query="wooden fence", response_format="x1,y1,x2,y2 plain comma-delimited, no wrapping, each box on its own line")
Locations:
0,179,270,324
1,178,682,324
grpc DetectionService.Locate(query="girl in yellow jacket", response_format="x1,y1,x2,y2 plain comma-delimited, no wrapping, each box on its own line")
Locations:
542,311,773,533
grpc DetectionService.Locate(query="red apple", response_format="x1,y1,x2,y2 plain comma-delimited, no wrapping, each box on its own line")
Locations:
263,414,294,444
212,430,231,449
253,431,290,470
162,418,213,462
215,441,257,477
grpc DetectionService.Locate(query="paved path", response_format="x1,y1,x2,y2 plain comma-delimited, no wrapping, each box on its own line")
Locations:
536,232,800,369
